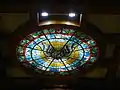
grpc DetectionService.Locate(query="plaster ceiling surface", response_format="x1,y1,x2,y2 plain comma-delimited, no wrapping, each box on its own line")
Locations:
0,13,120,33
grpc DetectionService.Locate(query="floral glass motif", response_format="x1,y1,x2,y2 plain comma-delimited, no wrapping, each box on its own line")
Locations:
16,28,99,76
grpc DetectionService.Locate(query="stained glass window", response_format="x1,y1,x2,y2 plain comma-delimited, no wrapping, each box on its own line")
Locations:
16,28,99,76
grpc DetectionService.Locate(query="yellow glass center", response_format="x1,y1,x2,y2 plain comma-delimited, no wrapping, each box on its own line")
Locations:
37,41,80,67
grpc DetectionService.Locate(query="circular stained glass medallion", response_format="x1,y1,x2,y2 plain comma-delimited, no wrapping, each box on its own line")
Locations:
16,27,99,76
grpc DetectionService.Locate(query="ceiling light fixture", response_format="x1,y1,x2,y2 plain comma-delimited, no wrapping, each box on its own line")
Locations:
41,12,48,17
68,13,76,17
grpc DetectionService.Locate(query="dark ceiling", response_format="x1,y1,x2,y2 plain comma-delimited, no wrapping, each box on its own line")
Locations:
0,1,120,13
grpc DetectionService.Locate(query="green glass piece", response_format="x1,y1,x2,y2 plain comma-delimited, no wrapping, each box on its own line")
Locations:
90,57,96,63
43,29,49,34
71,69,78,74
30,61,37,67
69,29,75,33
92,47,98,53
20,40,27,45
84,37,90,41
67,30,75,34
32,31,42,36
80,34,86,39
65,29,75,34
26,39,30,43
17,46,23,52
49,29,55,33
60,72,69,76
31,32,40,38
18,56,25,62
88,40,96,46
20,39,30,45
62,28,69,34
80,60,85,66
64,29,70,34
34,32,40,36
75,32,82,37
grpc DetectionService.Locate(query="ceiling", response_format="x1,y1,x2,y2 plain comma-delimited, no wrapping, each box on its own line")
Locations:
0,13,120,33
2,13,118,78
0,1,120,14
0,1,120,33
87,14,120,33
1,1,120,80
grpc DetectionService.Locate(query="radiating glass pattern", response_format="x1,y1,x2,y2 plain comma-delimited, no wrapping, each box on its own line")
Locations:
16,28,99,76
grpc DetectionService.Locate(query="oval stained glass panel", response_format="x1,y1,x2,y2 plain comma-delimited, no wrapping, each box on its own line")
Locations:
16,28,99,76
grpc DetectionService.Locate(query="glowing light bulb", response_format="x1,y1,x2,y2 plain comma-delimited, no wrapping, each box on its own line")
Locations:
69,13,76,17
41,12,48,16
